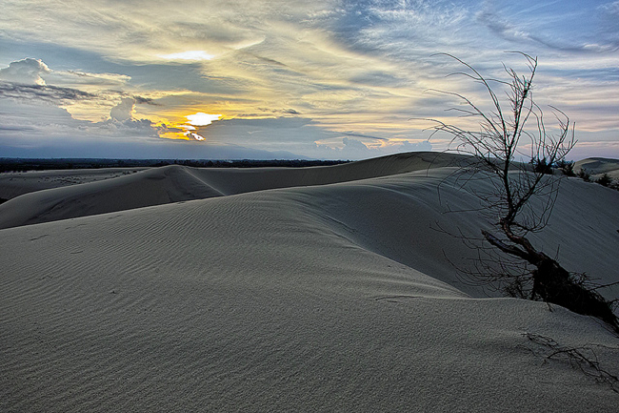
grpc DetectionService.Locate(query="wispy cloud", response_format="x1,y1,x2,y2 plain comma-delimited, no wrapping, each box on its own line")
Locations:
1,0,618,159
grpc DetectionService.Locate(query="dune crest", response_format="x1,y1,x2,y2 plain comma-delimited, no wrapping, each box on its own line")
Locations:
0,152,469,230
575,157,619,180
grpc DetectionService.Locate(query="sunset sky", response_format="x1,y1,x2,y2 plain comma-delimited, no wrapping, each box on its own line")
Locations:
1,0,618,160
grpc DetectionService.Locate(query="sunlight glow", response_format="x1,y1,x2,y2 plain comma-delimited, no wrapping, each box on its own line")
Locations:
186,132,205,141
186,112,222,126
159,51,215,61
157,112,222,142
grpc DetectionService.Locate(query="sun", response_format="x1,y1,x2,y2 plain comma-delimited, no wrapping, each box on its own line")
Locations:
186,112,222,126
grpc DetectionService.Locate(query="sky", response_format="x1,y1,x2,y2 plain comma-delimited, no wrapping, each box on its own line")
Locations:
0,0,618,160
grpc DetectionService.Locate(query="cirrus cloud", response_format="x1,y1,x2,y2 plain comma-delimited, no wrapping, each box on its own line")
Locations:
1,1,618,160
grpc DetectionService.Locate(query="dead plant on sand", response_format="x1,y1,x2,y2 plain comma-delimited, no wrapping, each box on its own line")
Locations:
431,53,619,334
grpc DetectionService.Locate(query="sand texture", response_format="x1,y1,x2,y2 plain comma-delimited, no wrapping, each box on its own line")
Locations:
1,152,618,412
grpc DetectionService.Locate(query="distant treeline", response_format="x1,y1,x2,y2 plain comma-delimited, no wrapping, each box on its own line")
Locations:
0,158,350,173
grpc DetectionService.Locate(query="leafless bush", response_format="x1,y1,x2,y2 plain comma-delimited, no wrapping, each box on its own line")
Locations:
431,53,618,334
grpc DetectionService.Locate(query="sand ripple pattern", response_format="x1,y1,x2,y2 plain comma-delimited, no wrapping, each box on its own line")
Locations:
2,153,619,412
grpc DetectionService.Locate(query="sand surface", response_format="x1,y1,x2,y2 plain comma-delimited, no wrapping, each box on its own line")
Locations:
0,152,469,230
1,152,618,412
575,157,619,181
0,168,147,200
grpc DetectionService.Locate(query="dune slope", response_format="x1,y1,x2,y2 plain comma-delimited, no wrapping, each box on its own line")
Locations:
0,167,146,200
575,157,619,180
1,153,619,412
0,165,223,229
0,152,470,230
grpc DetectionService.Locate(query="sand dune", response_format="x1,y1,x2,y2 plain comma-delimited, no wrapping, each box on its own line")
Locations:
0,167,147,200
0,165,223,230
0,152,470,230
1,152,618,412
575,157,619,180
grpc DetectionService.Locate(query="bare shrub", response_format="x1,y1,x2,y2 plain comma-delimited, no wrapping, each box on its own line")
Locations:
596,173,613,187
431,53,619,334
577,168,591,182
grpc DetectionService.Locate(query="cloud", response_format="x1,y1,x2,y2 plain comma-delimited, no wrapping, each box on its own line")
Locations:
180,115,434,159
0,0,338,64
0,139,306,160
400,139,432,152
132,95,160,105
158,51,214,61
0,58,167,129
473,1,619,53
110,97,136,122
474,7,530,44
102,98,161,139
336,137,432,159
0,84,161,152
57,70,132,87
342,137,368,150
597,1,619,48
0,58,50,85
342,132,388,142
599,1,619,17
0,58,115,111
216,117,314,129
0,82,97,103
0,1,617,160
256,107,302,116
0,58,164,146
185,132,205,141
